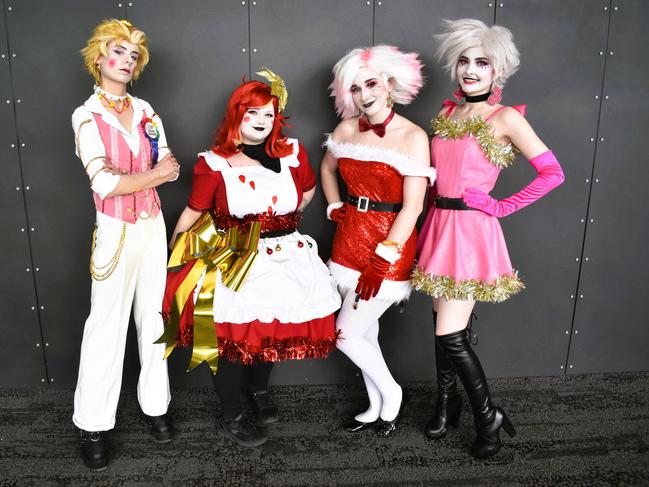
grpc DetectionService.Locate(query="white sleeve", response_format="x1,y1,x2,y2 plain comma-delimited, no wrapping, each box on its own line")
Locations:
72,107,120,199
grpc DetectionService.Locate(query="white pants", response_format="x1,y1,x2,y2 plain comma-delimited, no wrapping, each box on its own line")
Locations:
73,211,171,432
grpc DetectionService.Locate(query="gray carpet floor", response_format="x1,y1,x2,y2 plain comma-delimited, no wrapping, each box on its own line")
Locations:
1,372,648,486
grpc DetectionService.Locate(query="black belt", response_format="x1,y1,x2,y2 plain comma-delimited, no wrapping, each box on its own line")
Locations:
434,197,475,210
348,195,402,213
261,227,297,238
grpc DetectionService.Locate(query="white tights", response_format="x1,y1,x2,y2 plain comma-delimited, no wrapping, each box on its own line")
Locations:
336,289,403,422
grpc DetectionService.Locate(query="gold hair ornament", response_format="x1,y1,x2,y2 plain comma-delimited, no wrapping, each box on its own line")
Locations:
256,67,288,112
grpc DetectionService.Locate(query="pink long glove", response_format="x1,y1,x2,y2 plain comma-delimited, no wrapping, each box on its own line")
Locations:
462,150,565,217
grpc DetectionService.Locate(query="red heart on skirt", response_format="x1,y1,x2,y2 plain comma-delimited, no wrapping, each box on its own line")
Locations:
272,196,278,205
238,175,246,183
250,181,256,190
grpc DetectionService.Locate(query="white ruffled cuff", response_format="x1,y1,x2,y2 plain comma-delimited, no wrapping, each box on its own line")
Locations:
326,201,344,221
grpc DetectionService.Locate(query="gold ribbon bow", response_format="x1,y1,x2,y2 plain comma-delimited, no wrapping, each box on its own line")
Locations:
155,212,260,373
256,67,288,112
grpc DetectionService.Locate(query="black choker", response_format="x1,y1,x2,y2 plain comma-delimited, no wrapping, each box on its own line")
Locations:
465,92,490,103
240,143,281,173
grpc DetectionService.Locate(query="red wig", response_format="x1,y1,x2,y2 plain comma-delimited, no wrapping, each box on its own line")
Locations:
212,80,293,158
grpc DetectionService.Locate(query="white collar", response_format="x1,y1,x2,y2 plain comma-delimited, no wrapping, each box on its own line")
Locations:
83,92,144,136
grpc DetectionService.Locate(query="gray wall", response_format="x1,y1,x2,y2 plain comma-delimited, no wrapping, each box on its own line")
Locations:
1,0,647,388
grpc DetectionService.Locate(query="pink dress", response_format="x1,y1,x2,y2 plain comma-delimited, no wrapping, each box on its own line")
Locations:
413,103,525,302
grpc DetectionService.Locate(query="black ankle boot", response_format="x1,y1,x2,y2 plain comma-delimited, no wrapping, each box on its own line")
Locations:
437,330,515,459
146,413,174,443
247,388,278,424
219,413,267,447
79,429,108,470
425,334,462,439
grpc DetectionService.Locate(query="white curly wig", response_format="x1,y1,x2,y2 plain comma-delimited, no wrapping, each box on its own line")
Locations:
435,19,520,88
329,45,424,119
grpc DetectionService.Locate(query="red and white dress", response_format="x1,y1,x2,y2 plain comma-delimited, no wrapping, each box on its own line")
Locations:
164,138,341,363
324,135,436,303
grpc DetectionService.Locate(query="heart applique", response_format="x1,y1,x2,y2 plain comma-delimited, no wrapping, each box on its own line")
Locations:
272,196,278,205
267,206,273,214
249,181,256,190
238,175,246,183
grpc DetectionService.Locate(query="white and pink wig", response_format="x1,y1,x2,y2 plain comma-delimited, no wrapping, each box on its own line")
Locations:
330,45,424,119
435,19,520,89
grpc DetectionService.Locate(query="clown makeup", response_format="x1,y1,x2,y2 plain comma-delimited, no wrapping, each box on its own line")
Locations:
239,101,275,145
98,40,140,91
456,46,495,97
350,66,393,122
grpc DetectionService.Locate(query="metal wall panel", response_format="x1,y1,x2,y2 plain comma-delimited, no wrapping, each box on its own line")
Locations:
374,1,493,382
568,0,649,373
6,0,124,387
249,0,373,384
0,0,645,389
127,0,250,387
468,0,611,376
0,2,46,386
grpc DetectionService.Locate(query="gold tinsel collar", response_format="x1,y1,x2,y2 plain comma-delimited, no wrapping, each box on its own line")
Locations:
430,115,518,169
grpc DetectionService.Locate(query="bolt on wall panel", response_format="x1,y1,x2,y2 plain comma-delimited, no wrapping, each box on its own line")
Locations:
458,0,611,377
126,0,250,387
0,2,46,386
373,0,494,383
249,0,373,384
6,0,125,387
568,0,649,374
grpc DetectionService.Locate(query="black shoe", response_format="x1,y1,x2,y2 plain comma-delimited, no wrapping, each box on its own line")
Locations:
146,414,174,443
425,391,462,439
219,413,268,447
342,416,377,432
79,429,108,470
375,390,408,437
470,407,516,459
247,389,278,424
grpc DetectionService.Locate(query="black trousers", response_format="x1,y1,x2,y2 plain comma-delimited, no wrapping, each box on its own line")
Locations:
210,360,273,421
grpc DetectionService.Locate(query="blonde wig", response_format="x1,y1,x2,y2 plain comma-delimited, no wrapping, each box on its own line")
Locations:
435,19,520,88
81,19,150,84
330,45,424,119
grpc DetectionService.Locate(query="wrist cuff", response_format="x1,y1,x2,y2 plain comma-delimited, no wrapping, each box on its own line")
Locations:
326,201,344,220
375,242,401,264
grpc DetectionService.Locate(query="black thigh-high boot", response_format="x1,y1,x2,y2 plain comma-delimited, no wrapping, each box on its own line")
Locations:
425,319,462,438
245,362,278,424
437,330,516,459
211,360,267,447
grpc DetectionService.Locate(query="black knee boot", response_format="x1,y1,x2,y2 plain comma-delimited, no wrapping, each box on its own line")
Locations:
437,330,516,459
425,332,462,439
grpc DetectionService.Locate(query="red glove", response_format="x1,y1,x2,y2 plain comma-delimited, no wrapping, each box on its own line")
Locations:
330,205,347,223
355,253,391,301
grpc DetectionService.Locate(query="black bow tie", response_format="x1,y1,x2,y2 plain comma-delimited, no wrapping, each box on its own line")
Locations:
240,144,281,173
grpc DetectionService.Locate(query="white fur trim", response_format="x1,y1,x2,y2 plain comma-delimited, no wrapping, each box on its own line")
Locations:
327,261,411,303
323,134,436,184
326,201,344,220
375,243,401,264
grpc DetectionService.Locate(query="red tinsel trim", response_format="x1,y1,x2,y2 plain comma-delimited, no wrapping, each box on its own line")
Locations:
210,208,301,234
173,327,340,364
